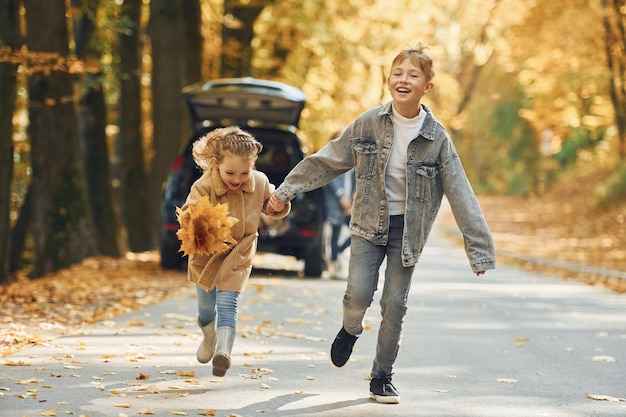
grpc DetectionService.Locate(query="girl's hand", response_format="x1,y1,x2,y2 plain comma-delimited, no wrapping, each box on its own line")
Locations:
268,193,286,212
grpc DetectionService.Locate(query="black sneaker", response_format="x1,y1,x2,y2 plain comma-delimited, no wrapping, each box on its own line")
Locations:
329,327,358,369
369,375,400,404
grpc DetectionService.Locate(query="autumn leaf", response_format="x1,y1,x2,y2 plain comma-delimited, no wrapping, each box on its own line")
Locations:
513,337,528,347
176,196,238,256
182,379,200,385
591,355,616,363
147,385,160,394
497,378,518,383
586,394,626,402
16,378,43,385
4,359,29,366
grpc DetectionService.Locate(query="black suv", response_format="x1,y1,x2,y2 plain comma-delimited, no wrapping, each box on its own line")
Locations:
159,77,326,277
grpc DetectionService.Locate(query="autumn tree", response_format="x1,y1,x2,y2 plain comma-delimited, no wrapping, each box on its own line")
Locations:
73,0,121,257
118,0,153,253
147,0,203,248
24,0,97,277
221,0,271,77
603,0,626,160
0,0,21,283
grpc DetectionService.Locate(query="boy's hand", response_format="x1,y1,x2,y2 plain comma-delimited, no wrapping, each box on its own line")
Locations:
268,193,286,212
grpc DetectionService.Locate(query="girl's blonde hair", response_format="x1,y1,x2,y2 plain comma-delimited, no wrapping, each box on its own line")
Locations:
192,126,263,171
390,42,435,82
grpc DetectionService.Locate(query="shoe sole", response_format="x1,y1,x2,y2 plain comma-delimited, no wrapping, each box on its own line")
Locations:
212,354,230,377
369,392,400,404
328,354,349,370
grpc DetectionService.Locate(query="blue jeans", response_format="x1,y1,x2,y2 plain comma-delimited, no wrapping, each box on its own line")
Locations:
196,287,239,329
329,217,351,261
343,215,415,378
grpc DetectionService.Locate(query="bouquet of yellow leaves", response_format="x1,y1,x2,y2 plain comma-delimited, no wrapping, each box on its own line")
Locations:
176,196,239,256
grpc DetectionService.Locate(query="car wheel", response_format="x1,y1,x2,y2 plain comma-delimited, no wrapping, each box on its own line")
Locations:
303,251,323,277
303,233,325,278
160,243,183,269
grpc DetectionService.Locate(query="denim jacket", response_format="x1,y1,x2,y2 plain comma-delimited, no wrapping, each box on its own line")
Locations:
275,102,496,272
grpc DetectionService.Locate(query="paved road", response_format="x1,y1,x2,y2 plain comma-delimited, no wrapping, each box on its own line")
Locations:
1,218,625,417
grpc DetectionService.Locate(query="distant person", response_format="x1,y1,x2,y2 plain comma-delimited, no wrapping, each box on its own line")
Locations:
324,161,355,280
268,43,495,404
178,126,289,377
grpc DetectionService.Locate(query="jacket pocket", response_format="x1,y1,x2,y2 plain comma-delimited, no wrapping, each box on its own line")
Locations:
353,139,378,179
412,163,439,202
187,253,212,287
231,233,258,270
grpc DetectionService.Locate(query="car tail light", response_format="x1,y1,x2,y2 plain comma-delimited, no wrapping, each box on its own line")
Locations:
299,229,317,238
170,156,184,172
163,222,179,231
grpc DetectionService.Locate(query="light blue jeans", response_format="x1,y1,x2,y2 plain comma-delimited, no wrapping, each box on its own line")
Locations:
343,215,415,378
196,287,239,329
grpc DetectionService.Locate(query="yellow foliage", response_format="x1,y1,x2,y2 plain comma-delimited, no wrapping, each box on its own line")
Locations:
176,196,238,256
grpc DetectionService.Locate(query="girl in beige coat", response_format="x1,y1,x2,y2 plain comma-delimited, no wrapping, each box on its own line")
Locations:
181,126,290,377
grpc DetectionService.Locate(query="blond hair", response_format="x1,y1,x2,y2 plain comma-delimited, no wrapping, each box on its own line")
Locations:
192,126,263,171
390,43,435,82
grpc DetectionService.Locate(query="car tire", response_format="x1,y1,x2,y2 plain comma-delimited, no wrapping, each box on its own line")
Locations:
303,232,325,278
303,251,323,277
160,243,183,270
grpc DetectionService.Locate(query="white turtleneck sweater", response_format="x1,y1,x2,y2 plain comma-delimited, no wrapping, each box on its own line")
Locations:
386,106,426,215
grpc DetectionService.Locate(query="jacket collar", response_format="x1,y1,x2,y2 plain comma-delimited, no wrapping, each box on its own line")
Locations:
379,101,438,141
210,164,255,196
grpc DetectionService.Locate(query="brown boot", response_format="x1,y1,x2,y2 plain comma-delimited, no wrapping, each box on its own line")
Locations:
212,326,236,377
196,319,216,364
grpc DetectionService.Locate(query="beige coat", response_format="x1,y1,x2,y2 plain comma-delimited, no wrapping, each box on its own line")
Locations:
184,165,290,292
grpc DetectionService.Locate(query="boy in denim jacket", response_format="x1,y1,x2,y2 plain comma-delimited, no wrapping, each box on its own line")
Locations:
269,43,495,404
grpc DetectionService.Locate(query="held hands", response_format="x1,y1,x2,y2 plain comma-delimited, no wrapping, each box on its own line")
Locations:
268,193,286,213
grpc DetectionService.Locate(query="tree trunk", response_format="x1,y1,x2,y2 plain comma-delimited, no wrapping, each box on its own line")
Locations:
9,184,32,273
118,0,154,252
24,0,97,277
147,0,187,245
220,0,266,77
602,0,626,160
73,0,122,257
180,0,203,137
0,0,21,283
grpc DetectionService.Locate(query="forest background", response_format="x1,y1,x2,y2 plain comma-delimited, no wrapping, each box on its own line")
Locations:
1,0,626,286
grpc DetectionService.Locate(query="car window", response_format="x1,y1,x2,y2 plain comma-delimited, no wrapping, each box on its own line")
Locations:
256,143,293,173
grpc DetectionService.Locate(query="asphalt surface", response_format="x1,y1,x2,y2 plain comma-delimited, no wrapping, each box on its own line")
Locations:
1,215,625,417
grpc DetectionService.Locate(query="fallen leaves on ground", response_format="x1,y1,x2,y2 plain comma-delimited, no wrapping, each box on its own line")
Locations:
442,171,626,293
1,252,185,353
